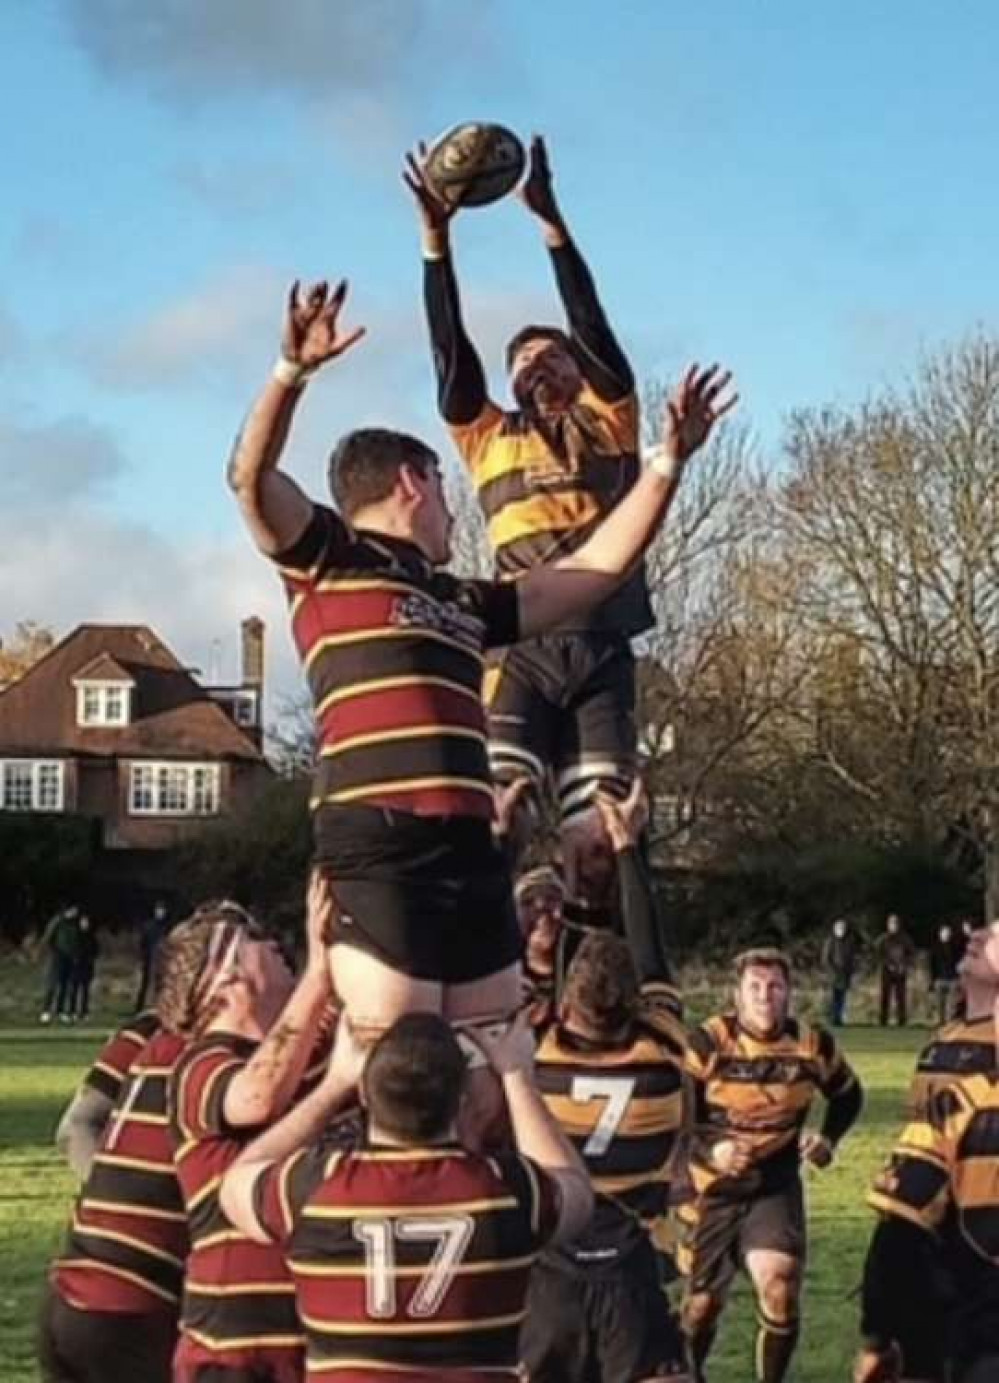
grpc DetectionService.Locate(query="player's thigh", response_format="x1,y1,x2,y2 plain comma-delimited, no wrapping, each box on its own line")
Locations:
594,1241,686,1382
683,1195,743,1305
485,643,560,789
330,942,442,1033
518,1261,593,1383
555,638,636,823
739,1180,807,1269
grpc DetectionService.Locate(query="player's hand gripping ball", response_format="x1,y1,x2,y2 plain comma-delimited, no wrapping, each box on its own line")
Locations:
423,123,526,209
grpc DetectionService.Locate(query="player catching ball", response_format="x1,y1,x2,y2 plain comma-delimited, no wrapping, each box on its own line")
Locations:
226,273,735,1115
406,132,659,897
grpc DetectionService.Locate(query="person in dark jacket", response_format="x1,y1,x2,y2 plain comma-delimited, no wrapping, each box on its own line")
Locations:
821,918,860,1027
40,908,82,1025
70,915,99,1022
875,914,915,1026
928,922,963,1026
134,900,170,1013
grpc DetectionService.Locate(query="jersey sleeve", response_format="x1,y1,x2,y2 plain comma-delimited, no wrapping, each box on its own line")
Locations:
866,1087,962,1233
813,1024,858,1097
83,1012,159,1103
464,578,521,650
496,1151,562,1249
270,503,351,595
684,1023,718,1084
173,1045,246,1142
252,1144,339,1244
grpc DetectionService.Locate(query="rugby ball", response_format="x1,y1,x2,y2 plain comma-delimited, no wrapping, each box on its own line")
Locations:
424,123,526,209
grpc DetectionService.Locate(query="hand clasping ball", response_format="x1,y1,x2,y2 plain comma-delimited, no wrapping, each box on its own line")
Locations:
423,123,526,209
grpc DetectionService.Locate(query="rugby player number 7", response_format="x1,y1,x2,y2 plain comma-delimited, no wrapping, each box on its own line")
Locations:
571,1076,636,1156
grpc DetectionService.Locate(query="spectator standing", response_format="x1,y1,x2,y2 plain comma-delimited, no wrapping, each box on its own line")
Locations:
875,914,915,1026
40,908,82,1025
928,923,962,1026
134,900,169,1013
70,916,99,1022
821,918,860,1027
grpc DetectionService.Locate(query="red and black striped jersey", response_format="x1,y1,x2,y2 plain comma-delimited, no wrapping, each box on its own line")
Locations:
169,1033,303,1373
82,1010,160,1104
251,1141,560,1381
273,506,519,821
54,1026,188,1313
685,1013,858,1195
534,986,686,1268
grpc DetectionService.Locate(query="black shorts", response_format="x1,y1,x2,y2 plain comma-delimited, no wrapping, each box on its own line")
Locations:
519,1239,686,1382
685,1179,806,1299
486,633,636,820
38,1284,176,1383
314,803,521,984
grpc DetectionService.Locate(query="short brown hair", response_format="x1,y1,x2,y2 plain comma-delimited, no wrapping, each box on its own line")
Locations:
329,429,438,518
505,325,575,374
734,948,791,983
361,1013,465,1143
156,902,263,1035
562,932,639,1036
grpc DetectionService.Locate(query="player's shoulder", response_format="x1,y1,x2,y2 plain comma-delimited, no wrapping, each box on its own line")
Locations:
687,1012,730,1064
637,984,687,1057
797,1019,839,1063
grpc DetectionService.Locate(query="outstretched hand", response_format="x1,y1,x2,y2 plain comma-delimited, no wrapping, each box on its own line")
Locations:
282,280,366,372
662,363,738,467
402,142,456,234
517,134,560,224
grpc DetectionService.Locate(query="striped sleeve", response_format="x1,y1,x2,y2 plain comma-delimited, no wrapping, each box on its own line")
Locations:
461,577,521,650
253,1145,339,1243
685,1023,718,1083
83,1012,159,1103
270,503,348,591
814,1024,857,1096
867,1089,961,1232
174,1045,245,1141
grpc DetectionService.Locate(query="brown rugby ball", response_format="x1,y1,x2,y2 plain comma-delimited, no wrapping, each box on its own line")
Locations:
424,123,526,209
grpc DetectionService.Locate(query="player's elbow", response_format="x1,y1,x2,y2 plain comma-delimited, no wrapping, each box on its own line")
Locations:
548,1168,595,1244
219,1168,267,1242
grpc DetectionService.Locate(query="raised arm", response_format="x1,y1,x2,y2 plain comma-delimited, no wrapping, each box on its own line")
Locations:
595,782,676,990
221,873,336,1129
403,144,492,428
516,364,737,638
226,279,365,556
519,135,632,401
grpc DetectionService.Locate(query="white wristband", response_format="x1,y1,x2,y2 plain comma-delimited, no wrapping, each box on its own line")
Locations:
272,356,312,387
648,446,686,484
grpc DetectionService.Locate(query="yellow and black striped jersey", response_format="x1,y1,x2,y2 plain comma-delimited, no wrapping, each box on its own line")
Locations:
868,1073,999,1346
686,1013,858,1196
907,1014,997,1120
534,986,687,1267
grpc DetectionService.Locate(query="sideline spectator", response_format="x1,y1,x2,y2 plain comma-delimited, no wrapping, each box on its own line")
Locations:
875,914,915,1027
70,916,99,1022
40,908,81,1025
928,922,962,1026
821,918,860,1027
134,899,169,1013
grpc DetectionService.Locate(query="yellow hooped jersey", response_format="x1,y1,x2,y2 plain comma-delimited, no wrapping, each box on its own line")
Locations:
868,1073,999,1332
685,1013,856,1196
534,981,687,1266
906,1014,998,1120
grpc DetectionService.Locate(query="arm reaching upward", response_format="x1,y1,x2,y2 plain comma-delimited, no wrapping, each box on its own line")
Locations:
404,143,493,428
516,363,737,637
519,135,633,401
226,279,366,555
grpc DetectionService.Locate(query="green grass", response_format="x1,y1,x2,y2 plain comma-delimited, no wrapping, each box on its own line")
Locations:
0,955,927,1383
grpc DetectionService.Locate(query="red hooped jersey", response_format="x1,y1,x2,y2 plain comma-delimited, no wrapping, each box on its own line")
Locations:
251,1141,560,1381
55,1026,189,1313
81,1010,160,1104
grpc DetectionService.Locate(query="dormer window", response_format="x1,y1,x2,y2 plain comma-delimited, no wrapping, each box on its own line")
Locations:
77,682,131,727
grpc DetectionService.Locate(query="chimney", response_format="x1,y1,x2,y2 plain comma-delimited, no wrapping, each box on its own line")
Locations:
241,617,265,689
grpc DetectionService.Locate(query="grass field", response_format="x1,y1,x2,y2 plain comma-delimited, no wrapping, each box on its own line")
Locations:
0,952,927,1382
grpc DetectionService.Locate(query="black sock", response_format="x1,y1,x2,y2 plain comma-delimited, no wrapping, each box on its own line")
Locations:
755,1310,799,1383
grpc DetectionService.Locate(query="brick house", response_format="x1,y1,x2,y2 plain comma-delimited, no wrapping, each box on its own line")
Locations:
0,619,271,853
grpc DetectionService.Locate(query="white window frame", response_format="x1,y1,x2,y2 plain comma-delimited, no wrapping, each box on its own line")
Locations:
128,762,221,817
0,759,65,812
76,681,131,727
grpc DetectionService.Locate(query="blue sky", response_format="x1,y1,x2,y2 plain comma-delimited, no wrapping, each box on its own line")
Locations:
2,0,998,707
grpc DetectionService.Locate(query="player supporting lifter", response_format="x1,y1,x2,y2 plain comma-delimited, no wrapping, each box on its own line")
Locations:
227,275,735,1061
406,133,654,885
526,785,688,1382
682,949,863,1383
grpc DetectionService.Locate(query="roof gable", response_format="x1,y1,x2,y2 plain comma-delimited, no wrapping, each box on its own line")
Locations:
71,652,136,685
0,624,265,761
